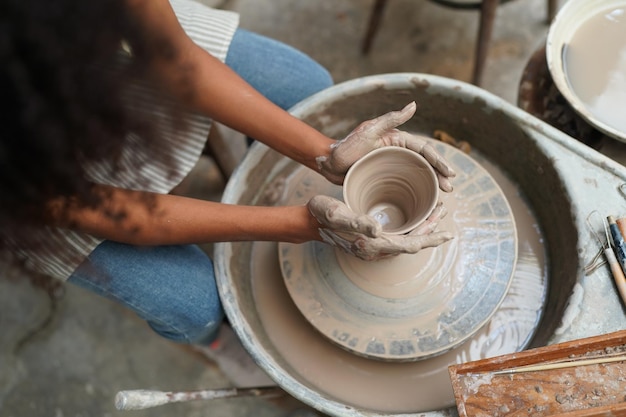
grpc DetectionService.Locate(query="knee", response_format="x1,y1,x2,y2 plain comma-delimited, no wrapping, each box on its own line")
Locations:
144,247,225,345
72,242,225,345
226,29,334,110
148,292,224,345
281,49,333,105
276,60,333,111
297,64,333,100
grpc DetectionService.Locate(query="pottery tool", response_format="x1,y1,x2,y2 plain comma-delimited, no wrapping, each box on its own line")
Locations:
489,352,626,375
114,386,284,411
605,216,626,305
584,211,606,275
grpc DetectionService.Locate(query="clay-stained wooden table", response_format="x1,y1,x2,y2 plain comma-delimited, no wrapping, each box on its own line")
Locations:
449,330,626,417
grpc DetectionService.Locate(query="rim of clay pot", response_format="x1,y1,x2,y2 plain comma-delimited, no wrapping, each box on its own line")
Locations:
342,146,439,235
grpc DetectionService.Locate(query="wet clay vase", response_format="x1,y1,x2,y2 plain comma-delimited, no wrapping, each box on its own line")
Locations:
342,147,439,235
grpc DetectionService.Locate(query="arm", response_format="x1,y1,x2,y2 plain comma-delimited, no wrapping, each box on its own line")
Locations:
48,184,320,246
125,0,334,172
54,3,453,255
43,1,325,246
47,107,448,256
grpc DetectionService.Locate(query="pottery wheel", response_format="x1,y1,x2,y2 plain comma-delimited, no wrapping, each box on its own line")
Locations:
278,140,517,361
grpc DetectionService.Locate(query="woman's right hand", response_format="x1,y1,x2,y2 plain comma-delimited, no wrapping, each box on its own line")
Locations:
307,195,453,261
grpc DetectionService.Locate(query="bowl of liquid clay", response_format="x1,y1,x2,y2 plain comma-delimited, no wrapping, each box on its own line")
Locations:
546,0,626,142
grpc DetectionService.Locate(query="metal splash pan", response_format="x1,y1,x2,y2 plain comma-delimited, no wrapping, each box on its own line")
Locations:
215,73,626,417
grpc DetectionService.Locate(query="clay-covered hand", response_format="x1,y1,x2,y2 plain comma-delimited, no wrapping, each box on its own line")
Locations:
316,101,456,192
307,195,453,261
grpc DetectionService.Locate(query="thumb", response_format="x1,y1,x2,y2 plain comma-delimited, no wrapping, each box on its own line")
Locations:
307,195,381,238
363,102,417,138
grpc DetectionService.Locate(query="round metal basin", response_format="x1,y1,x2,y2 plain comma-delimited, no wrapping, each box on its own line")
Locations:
215,73,626,416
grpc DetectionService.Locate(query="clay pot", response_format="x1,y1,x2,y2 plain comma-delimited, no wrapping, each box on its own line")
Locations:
343,147,438,234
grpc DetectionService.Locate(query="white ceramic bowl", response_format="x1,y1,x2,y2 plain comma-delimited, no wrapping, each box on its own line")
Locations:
546,0,626,142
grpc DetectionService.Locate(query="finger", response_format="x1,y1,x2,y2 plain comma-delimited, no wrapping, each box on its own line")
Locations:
391,231,453,254
361,102,417,138
403,231,454,252
351,213,382,238
356,230,453,257
397,131,457,180
437,173,454,193
307,196,381,238
319,228,382,261
318,228,353,254
409,202,447,236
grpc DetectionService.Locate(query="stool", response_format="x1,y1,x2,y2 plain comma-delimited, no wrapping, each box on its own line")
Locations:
203,124,241,180
361,0,558,86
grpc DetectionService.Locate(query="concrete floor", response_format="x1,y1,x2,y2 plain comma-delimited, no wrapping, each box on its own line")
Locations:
230,0,557,103
2,1,602,417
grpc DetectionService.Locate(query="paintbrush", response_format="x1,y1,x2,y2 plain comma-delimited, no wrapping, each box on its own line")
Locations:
115,386,284,410
490,353,626,375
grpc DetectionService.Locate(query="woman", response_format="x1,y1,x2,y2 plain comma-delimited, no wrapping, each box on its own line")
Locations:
0,0,455,350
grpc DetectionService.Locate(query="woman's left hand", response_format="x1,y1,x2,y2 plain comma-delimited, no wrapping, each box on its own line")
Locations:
316,101,456,191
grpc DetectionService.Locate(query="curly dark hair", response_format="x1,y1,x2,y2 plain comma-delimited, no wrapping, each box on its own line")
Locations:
0,0,184,244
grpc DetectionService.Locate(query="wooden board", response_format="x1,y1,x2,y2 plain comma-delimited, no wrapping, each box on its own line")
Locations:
448,330,626,417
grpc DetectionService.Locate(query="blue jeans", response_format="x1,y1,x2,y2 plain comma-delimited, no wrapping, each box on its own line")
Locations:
226,29,333,110
68,28,333,345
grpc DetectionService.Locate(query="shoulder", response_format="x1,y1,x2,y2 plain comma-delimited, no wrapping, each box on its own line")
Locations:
125,0,239,60
124,0,193,50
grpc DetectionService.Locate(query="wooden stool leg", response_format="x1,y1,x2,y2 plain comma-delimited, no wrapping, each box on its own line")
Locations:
204,124,238,180
361,0,388,55
471,0,499,86
547,0,557,23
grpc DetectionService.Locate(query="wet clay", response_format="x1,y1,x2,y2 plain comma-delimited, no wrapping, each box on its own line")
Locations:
279,142,517,362
564,6,626,133
251,145,548,413
343,147,438,234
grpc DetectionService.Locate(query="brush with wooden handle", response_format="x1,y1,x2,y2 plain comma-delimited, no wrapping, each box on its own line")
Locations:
115,386,284,410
